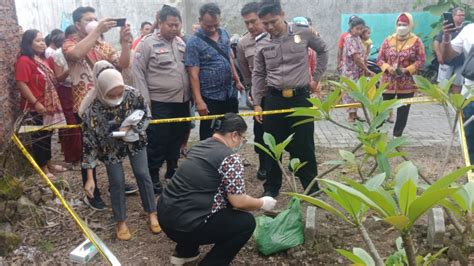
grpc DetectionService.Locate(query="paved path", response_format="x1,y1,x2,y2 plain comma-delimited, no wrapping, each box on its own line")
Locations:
190,103,460,148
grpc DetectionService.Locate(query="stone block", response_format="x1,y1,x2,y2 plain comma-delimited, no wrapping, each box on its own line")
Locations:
304,206,317,245
427,207,445,248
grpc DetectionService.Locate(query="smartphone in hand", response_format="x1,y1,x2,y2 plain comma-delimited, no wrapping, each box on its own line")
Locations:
443,12,455,29
112,18,126,27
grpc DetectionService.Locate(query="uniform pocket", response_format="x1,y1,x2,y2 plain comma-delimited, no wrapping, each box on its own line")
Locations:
264,49,279,69
290,43,307,53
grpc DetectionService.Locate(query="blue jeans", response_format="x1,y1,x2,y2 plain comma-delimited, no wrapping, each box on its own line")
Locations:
463,102,474,164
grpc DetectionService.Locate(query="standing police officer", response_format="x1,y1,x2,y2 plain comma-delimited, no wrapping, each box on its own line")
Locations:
237,2,267,180
133,5,191,194
252,0,328,197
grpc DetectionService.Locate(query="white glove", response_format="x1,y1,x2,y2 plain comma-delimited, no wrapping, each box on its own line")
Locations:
260,196,277,211
121,110,145,127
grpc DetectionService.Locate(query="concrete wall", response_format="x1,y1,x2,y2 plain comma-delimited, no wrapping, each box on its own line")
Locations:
16,0,465,70
0,0,22,149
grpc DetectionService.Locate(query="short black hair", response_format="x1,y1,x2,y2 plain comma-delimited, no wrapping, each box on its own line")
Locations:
72,6,95,23
241,2,260,17
159,5,182,22
140,21,152,29
211,113,248,134
199,3,221,18
65,25,76,38
349,17,365,29
20,29,42,58
258,0,282,17
45,29,62,47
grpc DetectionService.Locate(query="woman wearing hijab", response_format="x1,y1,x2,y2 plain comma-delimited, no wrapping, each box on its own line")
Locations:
377,13,426,137
80,60,160,240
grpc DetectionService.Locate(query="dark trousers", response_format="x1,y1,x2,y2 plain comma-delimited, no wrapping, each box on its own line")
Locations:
383,92,415,137
75,113,100,199
263,92,318,194
105,149,156,221
160,208,256,266
57,85,82,163
254,98,266,171
199,97,239,141
463,102,474,164
147,101,190,190
30,113,52,167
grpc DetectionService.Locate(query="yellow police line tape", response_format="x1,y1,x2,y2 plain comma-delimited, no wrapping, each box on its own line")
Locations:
458,114,474,182
11,134,121,265
18,96,437,133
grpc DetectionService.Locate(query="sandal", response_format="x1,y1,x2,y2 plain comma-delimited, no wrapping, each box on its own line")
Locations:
49,164,68,173
149,222,162,234
116,226,131,241
45,173,56,180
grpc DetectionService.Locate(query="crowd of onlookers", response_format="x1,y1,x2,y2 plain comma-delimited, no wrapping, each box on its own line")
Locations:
14,0,474,264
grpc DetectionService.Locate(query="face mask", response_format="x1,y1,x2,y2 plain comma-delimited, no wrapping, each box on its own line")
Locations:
232,135,247,153
85,20,99,34
396,26,410,36
103,94,124,107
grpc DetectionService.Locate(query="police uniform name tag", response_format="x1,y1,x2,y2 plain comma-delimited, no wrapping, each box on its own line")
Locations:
294,34,301,44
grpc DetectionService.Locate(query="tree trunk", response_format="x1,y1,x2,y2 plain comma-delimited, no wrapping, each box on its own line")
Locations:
358,224,384,266
401,232,417,266
0,0,21,153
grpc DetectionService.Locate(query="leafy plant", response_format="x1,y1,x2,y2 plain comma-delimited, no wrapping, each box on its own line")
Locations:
336,247,375,266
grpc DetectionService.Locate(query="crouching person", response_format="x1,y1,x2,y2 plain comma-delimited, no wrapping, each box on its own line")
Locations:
80,61,160,240
157,113,277,265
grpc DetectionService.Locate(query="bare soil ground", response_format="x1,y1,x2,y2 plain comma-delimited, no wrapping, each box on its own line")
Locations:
2,139,471,265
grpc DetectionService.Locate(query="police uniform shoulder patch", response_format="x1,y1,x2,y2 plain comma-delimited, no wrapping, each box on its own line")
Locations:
255,32,268,42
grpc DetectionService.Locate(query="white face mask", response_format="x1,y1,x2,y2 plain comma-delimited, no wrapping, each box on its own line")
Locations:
396,26,410,36
85,20,99,34
103,94,124,107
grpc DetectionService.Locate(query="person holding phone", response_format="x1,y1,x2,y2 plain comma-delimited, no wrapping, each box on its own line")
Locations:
434,7,466,94
63,6,137,211
376,13,426,137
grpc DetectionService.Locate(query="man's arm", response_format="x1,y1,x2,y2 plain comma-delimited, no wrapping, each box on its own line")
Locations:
118,25,132,69
230,50,244,91
307,29,329,86
132,40,152,104
237,41,252,86
64,18,116,61
185,39,209,116
251,46,267,123
434,39,444,65
441,23,463,62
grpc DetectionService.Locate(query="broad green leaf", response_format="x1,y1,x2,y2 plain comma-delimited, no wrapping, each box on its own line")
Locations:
386,136,408,153
263,133,276,153
408,188,460,226
307,97,323,109
322,88,342,113
293,161,308,174
365,173,386,190
422,247,449,266
274,134,294,160
353,247,375,266
341,76,359,93
321,179,389,217
347,179,398,217
290,158,301,172
288,107,321,118
348,91,371,109
384,215,410,231
399,179,417,216
369,111,390,132
438,199,463,218
292,118,320,127
254,143,276,161
394,161,419,198
376,153,391,177
325,188,359,222
338,188,365,222
321,160,345,166
339,150,356,165
288,193,354,225
450,93,466,111
424,166,473,194
336,249,365,264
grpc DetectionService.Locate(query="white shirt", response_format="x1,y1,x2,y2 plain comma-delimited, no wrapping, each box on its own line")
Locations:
451,23,474,89
45,47,56,58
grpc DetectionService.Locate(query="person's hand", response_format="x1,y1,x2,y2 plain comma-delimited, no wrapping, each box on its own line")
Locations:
387,66,396,76
95,18,116,35
337,62,342,71
196,100,209,116
34,101,47,115
84,178,95,199
120,24,133,45
260,196,277,211
365,69,375,77
120,126,131,132
310,80,320,94
401,68,410,75
442,20,457,41
254,105,263,124
235,81,245,92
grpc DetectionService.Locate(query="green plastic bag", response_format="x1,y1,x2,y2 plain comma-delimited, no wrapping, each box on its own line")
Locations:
254,197,305,255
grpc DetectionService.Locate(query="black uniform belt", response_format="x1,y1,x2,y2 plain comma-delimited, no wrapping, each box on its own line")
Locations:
269,86,309,98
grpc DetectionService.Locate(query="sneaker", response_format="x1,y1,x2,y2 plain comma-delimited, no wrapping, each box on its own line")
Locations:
125,183,138,195
170,252,200,265
83,196,106,211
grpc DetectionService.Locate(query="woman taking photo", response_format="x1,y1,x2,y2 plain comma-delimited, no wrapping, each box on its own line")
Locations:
15,29,67,178
341,17,374,123
157,113,277,266
81,61,160,241
377,13,426,137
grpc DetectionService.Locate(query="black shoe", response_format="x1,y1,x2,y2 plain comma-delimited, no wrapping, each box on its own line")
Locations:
124,183,138,195
170,251,200,265
154,184,163,195
261,190,279,198
83,196,106,211
257,169,267,181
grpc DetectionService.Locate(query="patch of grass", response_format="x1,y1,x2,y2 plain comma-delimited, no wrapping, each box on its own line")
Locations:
38,239,55,254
